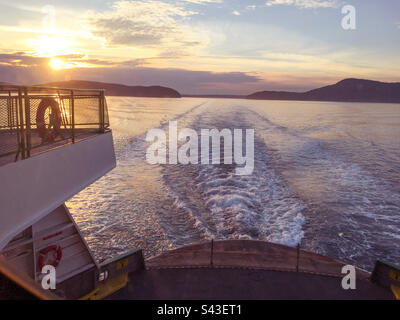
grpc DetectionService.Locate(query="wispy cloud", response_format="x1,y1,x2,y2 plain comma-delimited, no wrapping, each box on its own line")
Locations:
265,0,339,9
183,0,223,4
0,61,262,94
0,52,146,69
0,52,48,67
84,1,201,48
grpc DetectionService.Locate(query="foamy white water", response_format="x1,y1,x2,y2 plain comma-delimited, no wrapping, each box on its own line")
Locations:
67,98,400,271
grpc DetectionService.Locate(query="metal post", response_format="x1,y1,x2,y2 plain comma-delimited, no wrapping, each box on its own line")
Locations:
9,91,14,128
7,91,11,128
24,87,31,158
71,90,75,143
102,91,105,132
14,94,20,161
58,90,68,130
210,239,214,268
17,89,25,159
99,91,105,133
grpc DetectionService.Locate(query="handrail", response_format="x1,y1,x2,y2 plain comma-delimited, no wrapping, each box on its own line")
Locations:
0,86,110,162
0,84,105,93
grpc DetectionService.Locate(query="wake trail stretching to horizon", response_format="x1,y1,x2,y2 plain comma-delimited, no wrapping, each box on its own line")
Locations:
67,97,400,271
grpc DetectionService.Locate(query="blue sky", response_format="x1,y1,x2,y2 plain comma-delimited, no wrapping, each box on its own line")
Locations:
0,0,399,94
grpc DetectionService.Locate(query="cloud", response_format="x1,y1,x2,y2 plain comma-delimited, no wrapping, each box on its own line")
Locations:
0,52,146,69
0,61,262,94
183,0,223,3
83,1,200,48
232,11,241,16
0,52,48,67
2,56,399,95
265,0,339,9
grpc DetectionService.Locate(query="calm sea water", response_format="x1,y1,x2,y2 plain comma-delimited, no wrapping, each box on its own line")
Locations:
67,97,400,271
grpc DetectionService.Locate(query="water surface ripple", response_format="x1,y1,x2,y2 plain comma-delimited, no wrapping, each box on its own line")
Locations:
67,98,400,271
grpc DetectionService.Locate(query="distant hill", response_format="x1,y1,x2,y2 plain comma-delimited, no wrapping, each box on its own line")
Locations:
247,79,400,103
182,94,246,99
38,80,181,98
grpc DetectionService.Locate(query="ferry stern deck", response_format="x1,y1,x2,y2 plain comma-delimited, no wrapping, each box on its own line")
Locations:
109,240,396,300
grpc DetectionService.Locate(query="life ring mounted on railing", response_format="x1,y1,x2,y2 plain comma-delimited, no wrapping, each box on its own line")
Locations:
36,98,62,142
38,245,63,270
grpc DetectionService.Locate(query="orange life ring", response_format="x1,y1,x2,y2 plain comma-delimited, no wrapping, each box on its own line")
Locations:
38,245,62,270
36,98,62,142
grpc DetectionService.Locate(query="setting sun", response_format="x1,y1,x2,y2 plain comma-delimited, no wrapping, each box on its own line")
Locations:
28,36,73,58
50,58,71,69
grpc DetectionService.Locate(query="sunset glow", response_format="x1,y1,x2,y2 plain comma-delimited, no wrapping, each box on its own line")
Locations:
27,36,74,58
0,0,399,94
49,58,72,70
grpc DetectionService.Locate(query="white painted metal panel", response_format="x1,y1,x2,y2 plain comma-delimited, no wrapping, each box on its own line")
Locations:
0,132,116,250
